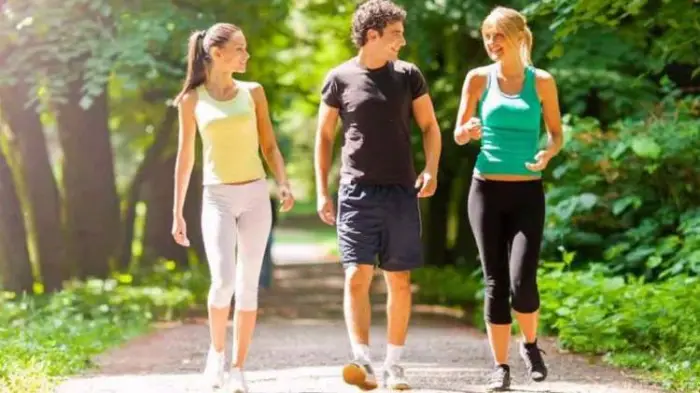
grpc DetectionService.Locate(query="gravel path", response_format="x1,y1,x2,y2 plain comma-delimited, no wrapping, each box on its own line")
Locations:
56,255,665,393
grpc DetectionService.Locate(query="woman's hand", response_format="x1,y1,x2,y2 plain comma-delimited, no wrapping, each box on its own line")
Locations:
278,182,295,212
171,215,190,247
455,117,482,145
525,149,555,172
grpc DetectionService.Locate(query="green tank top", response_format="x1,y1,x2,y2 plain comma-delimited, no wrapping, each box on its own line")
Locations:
475,64,542,177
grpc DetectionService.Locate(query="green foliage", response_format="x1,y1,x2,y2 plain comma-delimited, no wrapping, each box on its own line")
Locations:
124,259,210,306
412,265,482,308
525,0,700,71
543,96,700,279
538,265,700,392
269,0,366,195
0,260,204,393
1,0,123,107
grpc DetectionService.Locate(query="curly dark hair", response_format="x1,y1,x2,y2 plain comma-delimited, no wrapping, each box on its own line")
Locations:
351,0,406,48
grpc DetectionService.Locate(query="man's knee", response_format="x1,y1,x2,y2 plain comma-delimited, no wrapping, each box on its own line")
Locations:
384,271,411,296
345,264,374,296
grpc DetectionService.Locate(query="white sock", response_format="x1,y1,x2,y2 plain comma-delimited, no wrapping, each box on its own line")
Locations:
384,344,403,367
210,344,224,355
351,342,371,364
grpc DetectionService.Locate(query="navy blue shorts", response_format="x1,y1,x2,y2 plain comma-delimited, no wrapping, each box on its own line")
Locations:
336,182,423,271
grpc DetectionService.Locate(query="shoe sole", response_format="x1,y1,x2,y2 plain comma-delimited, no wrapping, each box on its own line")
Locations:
385,382,411,390
342,363,378,391
485,378,511,392
531,371,547,382
206,377,223,390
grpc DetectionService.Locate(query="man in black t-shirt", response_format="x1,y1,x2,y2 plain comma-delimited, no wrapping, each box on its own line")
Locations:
314,0,442,390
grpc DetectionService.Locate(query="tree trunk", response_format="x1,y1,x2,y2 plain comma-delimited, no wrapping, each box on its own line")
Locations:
184,164,206,263
141,155,186,266
117,107,177,271
55,78,120,279
140,154,205,268
0,82,68,291
0,144,34,293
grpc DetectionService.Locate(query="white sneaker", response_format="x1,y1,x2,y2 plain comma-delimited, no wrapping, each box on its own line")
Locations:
203,347,225,389
383,364,410,390
227,368,248,393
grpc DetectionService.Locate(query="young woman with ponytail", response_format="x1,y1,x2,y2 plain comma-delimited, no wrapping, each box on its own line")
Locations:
453,7,563,391
171,23,295,393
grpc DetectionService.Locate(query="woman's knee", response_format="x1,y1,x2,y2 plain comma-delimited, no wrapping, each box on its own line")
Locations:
208,280,235,308
234,282,260,311
511,278,540,314
484,280,512,324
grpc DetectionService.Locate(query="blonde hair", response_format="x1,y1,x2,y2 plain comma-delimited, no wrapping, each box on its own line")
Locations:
482,6,533,65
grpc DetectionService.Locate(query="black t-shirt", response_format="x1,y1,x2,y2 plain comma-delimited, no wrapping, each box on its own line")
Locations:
321,57,428,187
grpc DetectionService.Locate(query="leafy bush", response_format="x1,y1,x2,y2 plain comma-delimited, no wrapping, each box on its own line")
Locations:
412,266,482,309
539,263,700,392
0,260,203,393
543,95,700,279
126,258,211,306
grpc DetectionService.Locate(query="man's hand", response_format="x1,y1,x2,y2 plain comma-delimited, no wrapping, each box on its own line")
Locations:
316,193,336,225
415,169,437,198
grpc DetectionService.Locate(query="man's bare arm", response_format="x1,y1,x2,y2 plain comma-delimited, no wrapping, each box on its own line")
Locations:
314,101,340,224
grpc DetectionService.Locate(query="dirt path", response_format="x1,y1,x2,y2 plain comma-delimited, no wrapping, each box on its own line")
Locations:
57,248,664,393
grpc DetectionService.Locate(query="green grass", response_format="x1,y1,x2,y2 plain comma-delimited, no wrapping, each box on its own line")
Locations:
278,199,318,219
273,225,338,255
0,266,197,393
273,200,339,255
274,225,336,244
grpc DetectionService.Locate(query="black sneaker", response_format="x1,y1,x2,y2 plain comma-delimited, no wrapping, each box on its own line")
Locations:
519,340,548,382
486,364,511,392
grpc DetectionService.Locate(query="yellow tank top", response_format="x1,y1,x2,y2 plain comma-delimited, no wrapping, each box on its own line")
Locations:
194,82,266,185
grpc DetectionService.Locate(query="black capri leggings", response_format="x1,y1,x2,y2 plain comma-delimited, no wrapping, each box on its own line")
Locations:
467,177,545,325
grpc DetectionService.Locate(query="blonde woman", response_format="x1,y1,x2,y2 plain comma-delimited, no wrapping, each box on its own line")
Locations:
171,23,294,393
454,7,563,391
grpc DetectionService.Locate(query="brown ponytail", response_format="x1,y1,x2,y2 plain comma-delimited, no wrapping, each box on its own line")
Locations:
521,25,533,66
174,30,208,105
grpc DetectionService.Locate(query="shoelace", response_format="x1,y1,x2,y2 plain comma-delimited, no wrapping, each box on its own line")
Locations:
364,364,375,376
524,345,547,368
388,365,405,378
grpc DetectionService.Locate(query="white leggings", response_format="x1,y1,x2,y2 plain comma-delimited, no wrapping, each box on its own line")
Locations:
201,179,272,310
